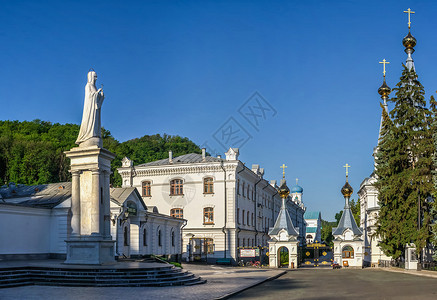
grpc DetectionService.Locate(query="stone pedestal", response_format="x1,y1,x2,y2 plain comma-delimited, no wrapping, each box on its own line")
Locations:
64,145,116,265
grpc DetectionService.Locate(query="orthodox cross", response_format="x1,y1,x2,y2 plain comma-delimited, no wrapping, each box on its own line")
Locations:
403,8,415,29
379,59,390,77
280,164,287,179
296,178,299,185
343,163,351,178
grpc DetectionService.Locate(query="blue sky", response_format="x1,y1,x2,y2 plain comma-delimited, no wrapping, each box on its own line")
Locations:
1,0,436,220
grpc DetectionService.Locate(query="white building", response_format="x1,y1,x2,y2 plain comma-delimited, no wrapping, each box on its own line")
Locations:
0,182,183,261
304,211,322,244
333,178,364,268
118,148,306,263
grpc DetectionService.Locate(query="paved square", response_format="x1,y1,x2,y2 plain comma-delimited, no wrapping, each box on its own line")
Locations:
231,268,437,299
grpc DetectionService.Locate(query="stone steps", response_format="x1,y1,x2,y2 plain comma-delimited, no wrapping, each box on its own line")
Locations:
0,265,206,288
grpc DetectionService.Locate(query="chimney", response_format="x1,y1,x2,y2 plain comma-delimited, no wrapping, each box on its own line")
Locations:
169,150,173,163
202,148,206,161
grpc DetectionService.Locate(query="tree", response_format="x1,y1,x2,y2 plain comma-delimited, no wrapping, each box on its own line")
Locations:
430,95,437,260
321,219,335,246
375,65,435,260
334,198,360,226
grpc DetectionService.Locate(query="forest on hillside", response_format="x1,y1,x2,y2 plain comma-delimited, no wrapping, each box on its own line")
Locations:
0,120,201,187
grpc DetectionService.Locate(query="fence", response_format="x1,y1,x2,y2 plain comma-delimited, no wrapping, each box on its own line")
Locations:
421,261,437,271
378,259,405,269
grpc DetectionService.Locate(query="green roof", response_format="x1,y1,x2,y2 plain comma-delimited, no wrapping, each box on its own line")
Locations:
306,227,318,233
304,211,321,220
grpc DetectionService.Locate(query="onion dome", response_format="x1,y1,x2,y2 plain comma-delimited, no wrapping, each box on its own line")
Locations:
402,31,416,50
378,79,391,98
278,179,290,199
290,185,303,194
341,181,353,197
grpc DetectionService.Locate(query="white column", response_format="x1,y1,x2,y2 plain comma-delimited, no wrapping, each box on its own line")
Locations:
91,169,101,236
103,171,111,239
71,171,81,236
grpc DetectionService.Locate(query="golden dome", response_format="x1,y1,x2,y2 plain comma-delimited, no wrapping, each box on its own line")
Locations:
378,79,391,98
341,181,353,197
402,32,416,49
278,179,290,199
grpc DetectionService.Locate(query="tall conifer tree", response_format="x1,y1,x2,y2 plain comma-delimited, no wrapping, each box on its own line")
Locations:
375,65,434,259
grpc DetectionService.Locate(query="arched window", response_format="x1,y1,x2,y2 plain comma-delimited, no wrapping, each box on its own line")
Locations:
342,246,354,258
203,177,214,194
170,208,183,219
247,211,250,226
203,207,214,224
237,208,240,224
243,238,245,247
242,182,245,197
124,226,129,246
143,228,147,246
242,209,245,225
171,230,175,247
170,179,183,195
251,213,254,227
158,229,162,247
142,181,151,197
247,185,250,199
237,179,240,195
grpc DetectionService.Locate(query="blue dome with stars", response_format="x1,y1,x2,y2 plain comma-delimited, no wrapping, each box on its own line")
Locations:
290,185,303,194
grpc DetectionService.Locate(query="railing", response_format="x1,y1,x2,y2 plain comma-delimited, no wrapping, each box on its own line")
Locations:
378,259,405,269
421,261,437,271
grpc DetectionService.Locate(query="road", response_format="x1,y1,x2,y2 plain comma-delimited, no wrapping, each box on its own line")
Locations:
230,268,437,300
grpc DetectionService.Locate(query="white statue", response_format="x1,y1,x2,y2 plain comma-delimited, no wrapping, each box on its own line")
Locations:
76,70,105,147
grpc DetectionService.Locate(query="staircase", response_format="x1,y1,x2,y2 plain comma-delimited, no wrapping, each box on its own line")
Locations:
0,264,206,288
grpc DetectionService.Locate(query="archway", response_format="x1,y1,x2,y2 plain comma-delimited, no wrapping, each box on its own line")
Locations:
277,246,289,268
342,245,354,259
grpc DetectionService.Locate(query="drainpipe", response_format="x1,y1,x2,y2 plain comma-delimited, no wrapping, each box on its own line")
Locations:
253,179,262,246
220,161,227,258
180,219,187,262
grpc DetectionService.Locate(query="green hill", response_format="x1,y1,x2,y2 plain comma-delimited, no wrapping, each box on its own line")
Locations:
0,120,201,187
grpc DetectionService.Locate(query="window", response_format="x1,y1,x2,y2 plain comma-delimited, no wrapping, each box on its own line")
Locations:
142,181,151,197
237,179,240,195
242,209,245,225
170,179,183,195
204,177,214,194
247,211,250,226
237,208,240,224
124,226,129,246
170,208,183,219
242,182,245,197
342,246,354,258
243,238,245,247
247,185,250,199
252,239,254,247
205,238,214,254
171,230,175,247
252,213,254,226
203,207,214,224
158,229,162,247
143,228,147,246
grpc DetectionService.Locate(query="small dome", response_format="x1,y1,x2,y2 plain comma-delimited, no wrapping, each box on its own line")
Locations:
278,179,290,198
291,185,303,194
341,181,353,197
402,32,416,49
378,79,391,98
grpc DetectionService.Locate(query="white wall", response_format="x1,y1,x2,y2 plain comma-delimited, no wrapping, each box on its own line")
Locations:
0,205,51,255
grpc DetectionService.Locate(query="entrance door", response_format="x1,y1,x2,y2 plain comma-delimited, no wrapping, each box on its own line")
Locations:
301,243,333,267
278,246,289,268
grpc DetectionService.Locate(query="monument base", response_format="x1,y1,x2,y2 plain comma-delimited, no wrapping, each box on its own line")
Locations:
65,238,115,265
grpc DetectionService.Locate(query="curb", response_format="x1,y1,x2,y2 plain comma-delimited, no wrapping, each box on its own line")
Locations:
379,267,437,279
215,270,286,300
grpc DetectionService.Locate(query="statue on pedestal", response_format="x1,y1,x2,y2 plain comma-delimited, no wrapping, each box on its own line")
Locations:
76,70,105,147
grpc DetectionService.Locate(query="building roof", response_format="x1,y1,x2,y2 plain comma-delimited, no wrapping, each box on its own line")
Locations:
269,181,299,237
290,185,303,193
306,227,318,233
137,153,224,167
0,182,71,209
304,211,320,220
332,207,362,236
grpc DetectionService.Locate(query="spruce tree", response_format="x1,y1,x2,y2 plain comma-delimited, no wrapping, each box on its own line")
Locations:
430,95,437,259
375,65,434,260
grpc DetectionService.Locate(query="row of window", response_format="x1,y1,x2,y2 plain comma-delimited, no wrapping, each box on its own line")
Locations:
236,179,274,208
170,207,214,224
123,227,176,247
141,178,214,197
236,208,272,229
